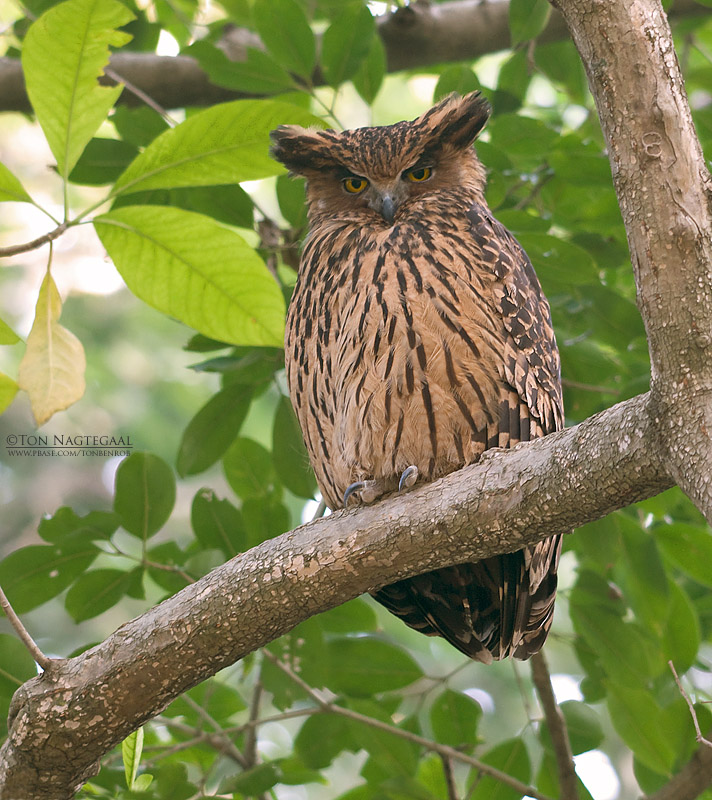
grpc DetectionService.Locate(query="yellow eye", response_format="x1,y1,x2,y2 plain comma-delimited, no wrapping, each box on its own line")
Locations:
406,166,433,182
343,176,369,194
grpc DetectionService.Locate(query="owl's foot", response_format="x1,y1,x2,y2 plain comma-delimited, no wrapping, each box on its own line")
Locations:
343,479,382,507
398,465,419,492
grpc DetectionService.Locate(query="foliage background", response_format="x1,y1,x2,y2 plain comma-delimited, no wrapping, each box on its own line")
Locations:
1,0,712,798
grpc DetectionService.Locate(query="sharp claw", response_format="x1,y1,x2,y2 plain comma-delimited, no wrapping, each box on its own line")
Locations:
343,481,365,507
398,465,419,492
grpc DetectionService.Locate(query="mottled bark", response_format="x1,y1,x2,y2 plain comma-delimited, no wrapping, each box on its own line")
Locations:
551,1,712,796
0,0,707,113
551,0,712,518
0,393,671,799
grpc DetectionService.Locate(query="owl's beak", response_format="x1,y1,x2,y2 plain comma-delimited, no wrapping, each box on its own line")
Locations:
380,195,396,223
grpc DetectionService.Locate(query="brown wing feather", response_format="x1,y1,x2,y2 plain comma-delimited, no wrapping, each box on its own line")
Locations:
373,203,563,662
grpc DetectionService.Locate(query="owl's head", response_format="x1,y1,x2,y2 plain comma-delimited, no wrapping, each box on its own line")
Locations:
270,92,490,224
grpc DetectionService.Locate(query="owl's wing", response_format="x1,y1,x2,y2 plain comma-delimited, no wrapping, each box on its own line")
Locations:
463,202,563,659
467,201,564,438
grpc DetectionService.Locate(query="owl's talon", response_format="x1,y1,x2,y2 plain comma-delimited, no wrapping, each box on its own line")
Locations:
343,479,382,507
343,481,365,507
398,465,419,492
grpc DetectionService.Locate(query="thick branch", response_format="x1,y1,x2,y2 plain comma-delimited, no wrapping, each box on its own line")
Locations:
550,0,712,522
0,0,707,113
0,392,671,800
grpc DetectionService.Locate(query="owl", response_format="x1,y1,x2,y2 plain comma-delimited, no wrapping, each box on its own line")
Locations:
270,93,564,663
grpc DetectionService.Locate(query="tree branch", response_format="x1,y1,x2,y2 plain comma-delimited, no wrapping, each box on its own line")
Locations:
0,392,672,799
0,0,707,114
531,651,578,800
550,0,712,523
646,741,712,800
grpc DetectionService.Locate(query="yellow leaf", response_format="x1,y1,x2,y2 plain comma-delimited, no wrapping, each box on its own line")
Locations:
18,274,86,425
0,372,19,414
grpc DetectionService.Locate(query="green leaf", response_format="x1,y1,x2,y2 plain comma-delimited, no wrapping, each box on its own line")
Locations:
570,600,663,687
607,684,675,774
0,633,38,691
223,437,276,498
146,542,189,594
22,0,134,177
112,183,255,229
430,689,482,748
177,383,253,476
111,105,170,148
133,773,153,791
487,114,558,169
655,523,712,586
276,174,307,229
122,727,144,790
318,597,377,633
242,495,290,546
228,762,282,794
509,0,551,46
434,65,482,102
38,506,119,543
66,567,141,621
663,580,701,673
253,0,316,79
0,373,19,414
540,700,603,755
113,451,176,539
68,137,138,185
515,233,599,289
321,4,375,88
468,738,531,800
350,699,420,781
326,637,422,697
0,541,98,613
272,395,317,498
0,634,37,738
352,34,386,105
0,316,20,344
95,205,285,347
295,714,358,769
190,489,246,557
112,99,324,196
164,680,246,723
0,162,32,203
186,41,294,95
618,515,669,627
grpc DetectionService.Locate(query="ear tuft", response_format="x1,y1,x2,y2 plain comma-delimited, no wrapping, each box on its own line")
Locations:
421,91,491,148
270,125,336,176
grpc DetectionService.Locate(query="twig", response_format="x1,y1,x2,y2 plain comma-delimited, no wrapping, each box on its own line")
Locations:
440,753,459,800
244,679,262,767
104,66,177,125
181,695,249,768
0,583,56,671
561,378,621,396
669,661,712,749
530,651,579,800
262,650,554,800
0,222,68,258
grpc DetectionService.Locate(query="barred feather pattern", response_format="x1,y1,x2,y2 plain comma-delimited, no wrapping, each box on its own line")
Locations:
272,93,564,662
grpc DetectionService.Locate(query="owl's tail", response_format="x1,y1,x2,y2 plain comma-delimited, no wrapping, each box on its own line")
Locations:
371,534,561,663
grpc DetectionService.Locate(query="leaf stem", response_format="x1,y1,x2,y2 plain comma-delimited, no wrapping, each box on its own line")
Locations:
0,222,68,258
0,583,56,671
